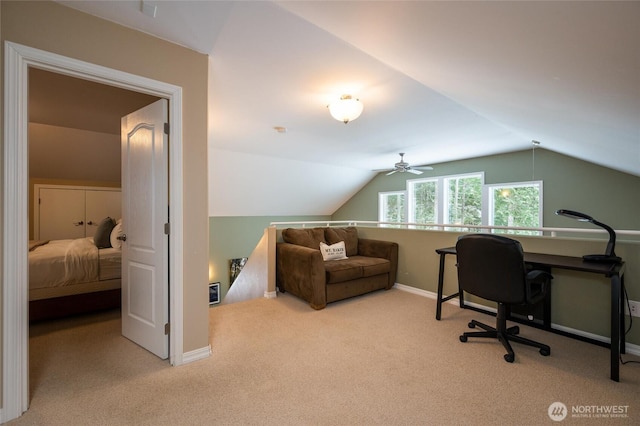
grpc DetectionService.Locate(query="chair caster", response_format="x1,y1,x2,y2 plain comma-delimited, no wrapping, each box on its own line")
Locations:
468,322,476,328
539,348,551,356
504,353,515,363
459,335,468,342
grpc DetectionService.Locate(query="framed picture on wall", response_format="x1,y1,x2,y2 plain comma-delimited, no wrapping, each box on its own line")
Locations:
209,282,220,305
229,257,248,287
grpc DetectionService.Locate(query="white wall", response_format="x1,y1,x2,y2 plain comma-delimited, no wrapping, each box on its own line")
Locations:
208,148,374,217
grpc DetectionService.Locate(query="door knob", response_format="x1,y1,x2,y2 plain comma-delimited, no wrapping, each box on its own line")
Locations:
73,221,84,226
117,234,127,242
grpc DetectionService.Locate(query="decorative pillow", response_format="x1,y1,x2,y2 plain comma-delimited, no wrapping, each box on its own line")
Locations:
282,227,326,250
94,217,116,248
319,241,348,261
325,227,358,256
110,219,124,249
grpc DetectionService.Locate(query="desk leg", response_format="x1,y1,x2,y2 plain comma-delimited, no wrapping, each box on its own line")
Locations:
621,276,626,355
611,274,621,382
436,253,446,320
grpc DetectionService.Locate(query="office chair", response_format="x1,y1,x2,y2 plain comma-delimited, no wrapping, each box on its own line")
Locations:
456,234,552,363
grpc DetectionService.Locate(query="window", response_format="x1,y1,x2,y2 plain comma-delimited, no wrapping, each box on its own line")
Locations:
378,191,406,226
443,174,483,230
485,181,543,235
378,173,542,234
408,172,483,229
408,179,438,227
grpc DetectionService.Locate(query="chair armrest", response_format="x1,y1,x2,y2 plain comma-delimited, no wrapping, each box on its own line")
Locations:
358,238,399,287
276,242,327,309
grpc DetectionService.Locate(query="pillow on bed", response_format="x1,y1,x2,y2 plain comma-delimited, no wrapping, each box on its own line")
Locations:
110,219,124,249
94,217,116,248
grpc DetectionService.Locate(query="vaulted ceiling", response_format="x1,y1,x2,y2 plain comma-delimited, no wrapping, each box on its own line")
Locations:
46,1,639,216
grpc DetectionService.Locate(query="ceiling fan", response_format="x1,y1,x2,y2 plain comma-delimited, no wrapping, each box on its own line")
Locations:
376,153,434,175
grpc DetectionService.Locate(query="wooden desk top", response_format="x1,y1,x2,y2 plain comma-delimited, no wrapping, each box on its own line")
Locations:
436,246,625,277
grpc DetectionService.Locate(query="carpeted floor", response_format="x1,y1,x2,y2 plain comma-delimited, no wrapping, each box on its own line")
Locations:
11,289,640,425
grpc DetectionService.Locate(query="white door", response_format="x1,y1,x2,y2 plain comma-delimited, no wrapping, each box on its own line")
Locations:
121,99,169,359
38,188,86,240
85,190,122,238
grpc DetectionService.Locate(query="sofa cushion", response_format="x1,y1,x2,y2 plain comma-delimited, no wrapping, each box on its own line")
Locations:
282,227,326,250
319,241,348,261
324,256,390,284
360,257,392,277
325,227,358,256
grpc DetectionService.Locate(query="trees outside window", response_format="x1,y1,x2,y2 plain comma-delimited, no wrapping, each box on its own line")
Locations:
379,173,542,234
378,191,405,226
443,174,482,230
408,173,483,229
408,179,438,227
486,181,543,235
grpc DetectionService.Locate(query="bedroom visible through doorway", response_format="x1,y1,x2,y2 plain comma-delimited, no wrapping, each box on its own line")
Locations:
4,42,186,421
27,68,159,322
27,68,165,388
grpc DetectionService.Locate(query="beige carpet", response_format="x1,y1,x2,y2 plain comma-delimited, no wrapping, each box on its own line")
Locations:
11,289,640,425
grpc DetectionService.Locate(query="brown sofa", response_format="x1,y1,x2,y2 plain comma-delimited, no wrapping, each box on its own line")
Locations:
276,227,398,309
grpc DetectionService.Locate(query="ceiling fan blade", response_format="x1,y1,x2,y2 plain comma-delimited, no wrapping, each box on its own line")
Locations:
386,170,398,176
407,169,423,175
413,165,434,170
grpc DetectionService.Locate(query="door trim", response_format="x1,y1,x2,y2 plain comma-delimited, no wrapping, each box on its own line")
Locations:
2,41,185,422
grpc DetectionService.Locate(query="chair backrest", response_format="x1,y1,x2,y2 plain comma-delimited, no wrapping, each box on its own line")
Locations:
455,234,527,304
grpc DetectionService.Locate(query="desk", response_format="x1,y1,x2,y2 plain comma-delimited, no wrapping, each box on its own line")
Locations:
435,246,626,382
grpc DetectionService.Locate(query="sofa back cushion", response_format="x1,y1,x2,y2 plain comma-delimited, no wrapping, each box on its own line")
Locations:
282,227,326,250
325,227,358,256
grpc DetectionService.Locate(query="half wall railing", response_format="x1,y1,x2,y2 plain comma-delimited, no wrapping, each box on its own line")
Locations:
223,221,639,306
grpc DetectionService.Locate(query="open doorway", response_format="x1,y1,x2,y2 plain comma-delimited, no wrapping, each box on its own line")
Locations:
3,42,186,420
27,68,159,322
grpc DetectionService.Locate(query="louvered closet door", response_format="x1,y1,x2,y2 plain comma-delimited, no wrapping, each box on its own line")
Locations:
38,188,86,240
85,190,122,238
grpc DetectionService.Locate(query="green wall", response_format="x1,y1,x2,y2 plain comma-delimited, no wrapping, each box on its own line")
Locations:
354,227,640,345
331,148,640,344
333,148,640,230
209,215,329,298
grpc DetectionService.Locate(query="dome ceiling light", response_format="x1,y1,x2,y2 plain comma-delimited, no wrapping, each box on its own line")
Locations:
327,94,363,124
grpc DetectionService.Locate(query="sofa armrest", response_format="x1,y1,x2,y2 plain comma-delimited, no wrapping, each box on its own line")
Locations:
358,238,399,288
276,242,327,309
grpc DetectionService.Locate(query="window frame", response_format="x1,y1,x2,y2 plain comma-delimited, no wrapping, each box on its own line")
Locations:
377,172,543,234
407,171,484,228
483,180,544,235
378,190,407,226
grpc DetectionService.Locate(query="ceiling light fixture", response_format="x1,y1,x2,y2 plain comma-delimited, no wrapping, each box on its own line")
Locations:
327,94,363,124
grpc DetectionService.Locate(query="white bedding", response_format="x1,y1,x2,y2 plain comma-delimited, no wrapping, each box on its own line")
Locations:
29,238,121,291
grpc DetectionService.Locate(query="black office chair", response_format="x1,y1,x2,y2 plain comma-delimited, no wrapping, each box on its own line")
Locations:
456,234,552,363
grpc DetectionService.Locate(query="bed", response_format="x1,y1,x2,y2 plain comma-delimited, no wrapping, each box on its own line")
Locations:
28,237,122,321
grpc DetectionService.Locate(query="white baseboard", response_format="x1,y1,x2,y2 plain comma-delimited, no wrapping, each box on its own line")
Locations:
181,345,211,364
393,283,640,357
264,290,277,299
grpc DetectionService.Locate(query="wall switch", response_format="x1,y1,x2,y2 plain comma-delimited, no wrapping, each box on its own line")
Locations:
627,300,640,318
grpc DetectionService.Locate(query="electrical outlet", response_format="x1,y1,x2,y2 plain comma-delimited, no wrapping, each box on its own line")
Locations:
628,300,640,318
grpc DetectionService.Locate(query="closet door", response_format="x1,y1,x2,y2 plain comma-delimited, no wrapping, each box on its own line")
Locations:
38,188,86,240
85,190,122,238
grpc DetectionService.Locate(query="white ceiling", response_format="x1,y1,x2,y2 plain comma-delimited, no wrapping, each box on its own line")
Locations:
50,0,639,216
